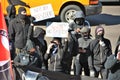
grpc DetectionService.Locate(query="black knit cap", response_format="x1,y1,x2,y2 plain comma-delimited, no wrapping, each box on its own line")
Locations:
18,7,26,14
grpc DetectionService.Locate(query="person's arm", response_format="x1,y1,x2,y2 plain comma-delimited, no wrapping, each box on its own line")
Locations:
88,41,94,70
62,38,68,52
44,43,54,60
8,21,15,42
27,24,34,40
105,54,117,69
8,0,30,8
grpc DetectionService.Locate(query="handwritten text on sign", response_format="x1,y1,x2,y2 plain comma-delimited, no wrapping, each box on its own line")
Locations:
46,22,69,38
30,4,55,22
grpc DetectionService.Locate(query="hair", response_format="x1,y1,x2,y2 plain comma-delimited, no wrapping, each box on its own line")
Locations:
18,7,26,14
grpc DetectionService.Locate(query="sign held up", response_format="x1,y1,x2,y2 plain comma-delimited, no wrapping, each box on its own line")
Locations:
30,4,55,22
46,22,69,38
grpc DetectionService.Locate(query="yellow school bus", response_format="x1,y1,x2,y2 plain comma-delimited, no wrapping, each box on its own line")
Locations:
1,0,102,22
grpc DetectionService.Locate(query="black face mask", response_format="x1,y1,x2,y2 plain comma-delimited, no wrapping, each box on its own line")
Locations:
96,34,104,40
18,14,26,19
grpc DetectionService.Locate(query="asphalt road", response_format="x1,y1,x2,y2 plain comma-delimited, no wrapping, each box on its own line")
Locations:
35,3,120,53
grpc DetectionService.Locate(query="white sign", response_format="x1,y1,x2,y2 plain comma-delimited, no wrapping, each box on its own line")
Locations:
30,4,55,22
46,22,69,38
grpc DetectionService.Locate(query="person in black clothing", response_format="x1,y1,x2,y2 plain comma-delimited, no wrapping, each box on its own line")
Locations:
8,7,31,55
68,11,92,75
105,40,120,80
74,27,92,76
13,39,42,80
69,11,91,33
88,25,112,79
32,27,47,69
13,39,42,68
5,5,16,27
5,5,16,60
64,25,79,74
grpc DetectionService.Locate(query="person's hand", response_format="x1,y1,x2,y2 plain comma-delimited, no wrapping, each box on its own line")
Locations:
99,40,105,46
30,16,36,23
116,51,120,60
79,48,86,53
46,43,54,53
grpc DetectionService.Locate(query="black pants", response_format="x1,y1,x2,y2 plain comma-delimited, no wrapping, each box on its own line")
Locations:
74,58,90,76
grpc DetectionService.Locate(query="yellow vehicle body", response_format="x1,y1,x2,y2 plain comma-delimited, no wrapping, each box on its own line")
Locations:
1,0,102,22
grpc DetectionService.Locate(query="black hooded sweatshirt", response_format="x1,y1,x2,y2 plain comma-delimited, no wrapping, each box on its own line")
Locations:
88,27,112,71
5,5,16,27
8,7,31,49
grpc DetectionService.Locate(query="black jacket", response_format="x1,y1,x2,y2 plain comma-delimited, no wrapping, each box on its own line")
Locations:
5,5,16,27
105,42,120,80
88,38,112,71
8,15,31,49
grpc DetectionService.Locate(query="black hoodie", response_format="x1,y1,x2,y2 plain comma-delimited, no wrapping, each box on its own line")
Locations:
5,5,16,27
88,26,112,71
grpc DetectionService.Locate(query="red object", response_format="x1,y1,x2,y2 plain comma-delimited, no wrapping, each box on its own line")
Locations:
0,2,13,80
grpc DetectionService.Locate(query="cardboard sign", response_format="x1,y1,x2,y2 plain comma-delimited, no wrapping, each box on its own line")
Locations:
46,22,69,38
30,4,55,22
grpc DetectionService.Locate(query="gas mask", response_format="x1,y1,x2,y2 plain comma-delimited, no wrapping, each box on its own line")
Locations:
74,18,84,25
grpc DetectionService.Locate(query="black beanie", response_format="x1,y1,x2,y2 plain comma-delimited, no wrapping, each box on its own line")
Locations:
18,7,26,14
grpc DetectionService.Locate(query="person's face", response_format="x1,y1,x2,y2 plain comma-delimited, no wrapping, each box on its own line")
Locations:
82,32,89,39
75,18,84,25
